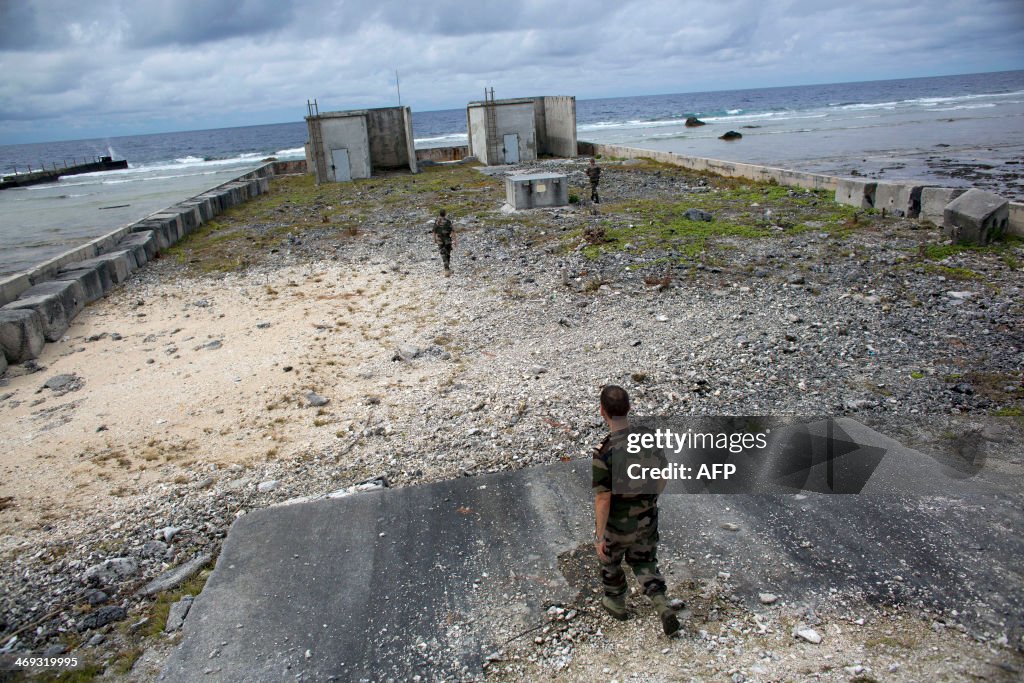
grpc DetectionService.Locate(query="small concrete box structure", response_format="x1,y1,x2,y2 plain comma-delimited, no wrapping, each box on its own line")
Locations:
305,107,417,184
506,173,569,209
467,96,577,166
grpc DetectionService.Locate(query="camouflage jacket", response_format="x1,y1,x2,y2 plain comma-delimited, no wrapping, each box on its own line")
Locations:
433,216,453,241
585,165,601,183
593,427,661,532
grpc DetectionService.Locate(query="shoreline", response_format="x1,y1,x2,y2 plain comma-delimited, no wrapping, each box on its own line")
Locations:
1,157,1022,680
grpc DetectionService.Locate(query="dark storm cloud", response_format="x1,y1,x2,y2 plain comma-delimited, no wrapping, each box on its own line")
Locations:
123,0,297,47
0,0,1022,143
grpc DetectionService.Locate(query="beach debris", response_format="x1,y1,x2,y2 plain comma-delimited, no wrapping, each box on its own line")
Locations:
719,131,743,140
42,373,82,394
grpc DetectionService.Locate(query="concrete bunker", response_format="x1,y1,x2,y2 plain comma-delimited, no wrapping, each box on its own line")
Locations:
506,173,569,209
305,106,418,184
467,95,577,166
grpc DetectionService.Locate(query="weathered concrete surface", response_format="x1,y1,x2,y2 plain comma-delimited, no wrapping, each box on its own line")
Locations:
1,279,86,342
0,308,46,363
0,348,6,375
835,178,877,209
506,173,569,209
874,182,926,218
920,187,966,225
117,231,157,266
944,188,1010,244
139,553,213,597
74,251,137,286
160,419,1023,682
58,263,111,302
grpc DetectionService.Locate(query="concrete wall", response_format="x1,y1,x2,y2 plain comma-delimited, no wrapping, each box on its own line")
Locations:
2,165,278,367
578,140,1024,236
366,107,412,170
541,96,577,158
415,146,470,163
402,107,418,174
316,114,372,181
531,97,548,158
467,107,490,164
467,100,536,165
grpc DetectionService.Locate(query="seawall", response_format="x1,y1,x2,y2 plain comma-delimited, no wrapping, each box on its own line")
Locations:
577,141,1024,237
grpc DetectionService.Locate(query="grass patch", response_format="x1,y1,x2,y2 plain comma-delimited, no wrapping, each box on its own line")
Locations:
922,263,982,281
920,235,1024,261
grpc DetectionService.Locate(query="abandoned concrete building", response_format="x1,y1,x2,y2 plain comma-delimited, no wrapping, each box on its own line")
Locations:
305,105,417,183
466,95,577,166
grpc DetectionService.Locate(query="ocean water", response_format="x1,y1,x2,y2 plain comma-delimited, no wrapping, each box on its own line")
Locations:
2,70,1022,277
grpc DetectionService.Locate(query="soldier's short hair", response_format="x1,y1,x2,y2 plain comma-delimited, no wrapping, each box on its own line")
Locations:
439,209,447,217
600,385,630,417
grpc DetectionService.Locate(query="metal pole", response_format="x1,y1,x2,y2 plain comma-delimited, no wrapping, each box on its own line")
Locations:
396,70,401,106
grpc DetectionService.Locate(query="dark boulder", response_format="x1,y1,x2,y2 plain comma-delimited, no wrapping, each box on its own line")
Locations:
684,117,706,127
719,131,742,140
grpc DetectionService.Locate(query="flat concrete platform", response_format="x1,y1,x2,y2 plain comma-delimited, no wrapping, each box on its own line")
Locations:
160,420,1024,682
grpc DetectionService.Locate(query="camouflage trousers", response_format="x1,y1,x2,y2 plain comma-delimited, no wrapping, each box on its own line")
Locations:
437,240,452,269
600,507,666,597
589,181,600,203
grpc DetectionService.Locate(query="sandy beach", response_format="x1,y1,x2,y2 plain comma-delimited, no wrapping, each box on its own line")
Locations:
1,159,1022,680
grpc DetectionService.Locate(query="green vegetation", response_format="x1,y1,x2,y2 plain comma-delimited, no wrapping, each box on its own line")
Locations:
919,235,1024,262
167,164,503,274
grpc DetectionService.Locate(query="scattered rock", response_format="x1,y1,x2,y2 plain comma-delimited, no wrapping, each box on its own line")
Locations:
684,208,713,222
138,553,212,597
719,131,743,140
164,595,194,633
77,606,127,632
684,117,706,127
83,558,138,586
258,480,280,493
796,628,822,644
759,593,779,605
305,392,329,407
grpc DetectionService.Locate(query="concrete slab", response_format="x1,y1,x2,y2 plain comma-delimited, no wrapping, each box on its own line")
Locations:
0,308,46,363
0,348,6,375
1,279,86,342
834,178,876,209
944,188,1010,244
57,263,111,302
874,182,926,218
161,419,1022,682
920,187,966,226
75,251,137,286
118,230,158,264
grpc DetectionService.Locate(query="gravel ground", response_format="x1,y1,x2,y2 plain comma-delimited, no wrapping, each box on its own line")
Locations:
0,158,1022,680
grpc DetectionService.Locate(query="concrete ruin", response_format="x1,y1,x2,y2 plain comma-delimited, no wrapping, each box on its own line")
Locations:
305,107,417,184
467,96,577,166
943,189,1010,245
506,173,569,209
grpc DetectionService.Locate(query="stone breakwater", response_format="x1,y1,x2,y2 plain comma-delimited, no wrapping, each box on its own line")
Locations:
0,161,306,371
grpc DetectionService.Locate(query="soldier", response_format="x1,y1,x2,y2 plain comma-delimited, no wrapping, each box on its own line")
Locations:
593,385,680,636
432,208,454,276
585,157,602,203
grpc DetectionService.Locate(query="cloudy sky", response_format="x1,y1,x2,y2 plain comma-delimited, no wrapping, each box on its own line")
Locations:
1,0,1022,144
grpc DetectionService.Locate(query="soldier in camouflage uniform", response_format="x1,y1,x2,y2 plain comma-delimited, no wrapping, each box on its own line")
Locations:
432,208,453,276
585,158,601,203
593,385,680,635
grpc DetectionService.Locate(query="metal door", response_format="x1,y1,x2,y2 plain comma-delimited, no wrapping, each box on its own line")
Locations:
331,148,351,182
503,134,519,164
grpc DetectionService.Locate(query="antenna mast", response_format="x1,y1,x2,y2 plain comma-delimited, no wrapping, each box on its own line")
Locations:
396,70,402,106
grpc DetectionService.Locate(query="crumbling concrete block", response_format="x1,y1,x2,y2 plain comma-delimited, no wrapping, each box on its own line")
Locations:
920,187,966,226
75,251,137,286
943,189,1010,245
58,263,111,302
118,231,158,264
0,347,6,375
874,182,927,218
2,280,86,342
175,205,202,235
835,179,877,209
0,309,45,363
